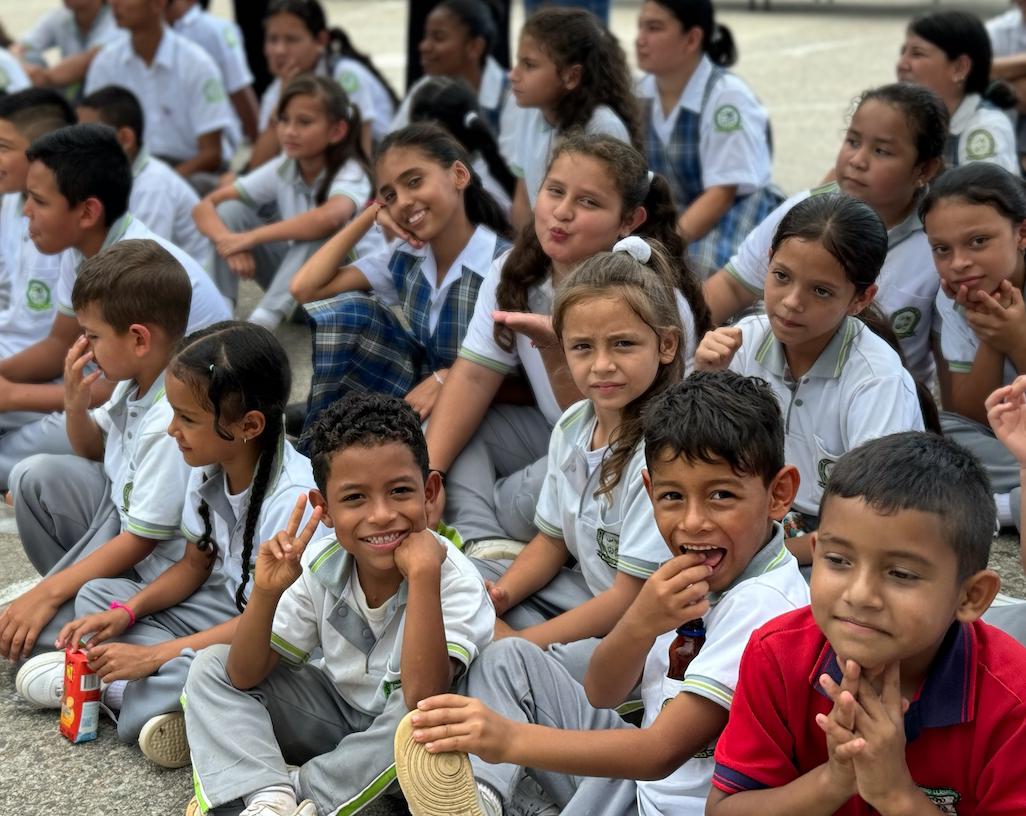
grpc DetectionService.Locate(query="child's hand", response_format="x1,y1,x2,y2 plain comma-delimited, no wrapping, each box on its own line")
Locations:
254,495,323,594
85,641,167,682
0,587,61,661
226,250,257,279
694,327,742,371
409,693,517,764
56,608,133,651
814,658,861,796
493,618,518,640
964,281,1026,354
484,580,511,616
986,376,1026,466
404,370,447,421
215,232,256,258
64,335,102,414
393,529,446,579
492,311,558,350
374,203,425,249
621,552,712,641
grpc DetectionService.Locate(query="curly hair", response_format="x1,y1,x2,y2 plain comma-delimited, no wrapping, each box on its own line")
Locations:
306,393,430,494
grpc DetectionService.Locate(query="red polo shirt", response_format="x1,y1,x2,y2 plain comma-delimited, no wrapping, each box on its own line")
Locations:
712,606,1026,814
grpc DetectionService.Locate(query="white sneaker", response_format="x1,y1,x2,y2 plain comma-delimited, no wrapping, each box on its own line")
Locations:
248,306,283,331
138,711,189,768
239,801,317,816
15,650,65,709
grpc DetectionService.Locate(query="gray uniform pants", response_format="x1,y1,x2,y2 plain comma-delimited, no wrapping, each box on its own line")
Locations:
210,200,322,319
468,638,638,816
74,577,241,743
0,410,74,492
8,453,122,656
446,405,551,543
185,643,413,816
474,559,598,684
940,412,1022,529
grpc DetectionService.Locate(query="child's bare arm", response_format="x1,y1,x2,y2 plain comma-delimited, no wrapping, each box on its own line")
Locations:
489,531,569,616
241,194,358,247
679,186,738,244
193,184,242,243
63,336,105,461
289,204,377,303
175,130,223,177
986,376,1026,567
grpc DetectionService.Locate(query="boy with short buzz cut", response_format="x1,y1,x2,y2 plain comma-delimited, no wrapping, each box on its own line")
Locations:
0,122,229,492
708,432,1026,815
393,370,811,816
77,84,212,267
182,393,495,816
3,240,193,677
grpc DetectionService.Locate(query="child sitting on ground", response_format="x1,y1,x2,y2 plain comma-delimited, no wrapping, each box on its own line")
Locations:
707,432,1026,815
392,370,810,816
182,393,495,816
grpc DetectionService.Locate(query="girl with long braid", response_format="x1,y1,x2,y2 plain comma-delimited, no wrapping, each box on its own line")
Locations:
50,321,321,769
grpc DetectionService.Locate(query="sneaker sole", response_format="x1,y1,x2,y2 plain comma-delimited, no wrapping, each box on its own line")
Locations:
394,710,484,816
15,651,66,709
139,712,189,768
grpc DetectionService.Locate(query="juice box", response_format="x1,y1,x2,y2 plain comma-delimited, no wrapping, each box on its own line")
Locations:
59,648,100,743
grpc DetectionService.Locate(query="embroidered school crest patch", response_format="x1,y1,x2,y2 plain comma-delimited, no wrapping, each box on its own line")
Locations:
339,71,360,95
223,28,238,48
122,481,133,514
714,105,741,133
816,458,835,488
890,306,921,339
965,129,996,160
25,279,52,312
918,787,960,815
203,78,226,103
596,528,619,569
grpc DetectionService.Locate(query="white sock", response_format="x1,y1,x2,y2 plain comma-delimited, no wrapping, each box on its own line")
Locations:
288,765,301,796
102,679,128,711
242,785,297,815
248,306,282,331
996,492,1013,527
476,780,504,816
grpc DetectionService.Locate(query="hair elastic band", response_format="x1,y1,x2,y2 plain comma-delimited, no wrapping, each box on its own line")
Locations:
646,170,655,193
612,235,652,264
109,600,136,626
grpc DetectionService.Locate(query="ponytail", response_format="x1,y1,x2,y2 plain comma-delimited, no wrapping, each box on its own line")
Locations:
464,169,514,239
651,0,737,67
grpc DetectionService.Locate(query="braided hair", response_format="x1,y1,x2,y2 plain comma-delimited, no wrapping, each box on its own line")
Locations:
170,321,292,611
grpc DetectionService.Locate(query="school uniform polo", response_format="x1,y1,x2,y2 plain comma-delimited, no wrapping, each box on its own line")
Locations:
269,530,495,715
945,93,1018,174
730,314,924,516
724,183,939,383
511,105,631,207
130,149,211,267
181,437,317,603
335,57,397,144
17,4,119,65
936,286,1020,386
987,7,1026,58
637,526,809,816
171,5,253,95
91,373,189,581
713,606,1026,814
84,26,235,164
0,193,62,358
533,400,670,595
0,48,30,95
234,153,372,221
258,56,382,133
54,212,230,332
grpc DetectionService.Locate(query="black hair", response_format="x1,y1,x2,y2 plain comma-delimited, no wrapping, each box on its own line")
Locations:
25,123,130,227
0,88,75,142
306,392,430,495
409,76,516,197
78,85,145,147
855,82,949,166
431,0,501,68
821,432,993,581
170,322,292,612
643,371,784,484
375,122,513,239
650,0,736,67
920,160,1026,224
264,0,399,106
908,11,1017,110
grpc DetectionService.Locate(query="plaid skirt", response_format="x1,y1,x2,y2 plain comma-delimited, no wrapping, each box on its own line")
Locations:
688,185,784,278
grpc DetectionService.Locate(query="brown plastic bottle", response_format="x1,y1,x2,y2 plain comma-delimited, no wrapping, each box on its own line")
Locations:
666,619,707,681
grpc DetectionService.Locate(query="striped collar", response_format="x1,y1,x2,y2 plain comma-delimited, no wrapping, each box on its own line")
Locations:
754,316,859,379
707,522,790,605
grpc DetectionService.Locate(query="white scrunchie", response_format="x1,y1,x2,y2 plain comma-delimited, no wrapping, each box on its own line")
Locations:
612,235,651,264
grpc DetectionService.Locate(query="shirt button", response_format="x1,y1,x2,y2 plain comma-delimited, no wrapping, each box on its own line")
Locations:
127,431,133,438
795,399,803,407
362,629,372,639
339,607,348,617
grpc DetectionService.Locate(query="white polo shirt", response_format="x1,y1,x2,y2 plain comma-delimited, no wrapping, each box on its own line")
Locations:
0,194,63,358
637,527,809,816
987,8,1026,59
534,400,671,596
729,314,924,516
270,530,494,716
336,57,396,144
55,213,230,331
91,373,190,582
234,154,372,222
949,94,1018,173
18,4,119,63
181,438,319,604
636,57,773,196
724,184,939,383
935,289,1020,386
172,5,253,95
511,105,631,207
130,149,211,268
390,55,506,132
0,48,30,95
355,225,501,334
85,26,235,164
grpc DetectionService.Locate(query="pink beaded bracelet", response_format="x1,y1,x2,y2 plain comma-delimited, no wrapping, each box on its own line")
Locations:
109,600,136,626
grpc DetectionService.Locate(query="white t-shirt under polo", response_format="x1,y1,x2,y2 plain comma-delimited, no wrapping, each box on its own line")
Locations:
130,149,211,267
534,400,671,596
637,526,809,816
729,314,924,516
270,530,494,716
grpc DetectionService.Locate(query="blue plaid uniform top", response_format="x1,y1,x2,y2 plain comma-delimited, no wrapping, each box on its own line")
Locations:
644,66,782,272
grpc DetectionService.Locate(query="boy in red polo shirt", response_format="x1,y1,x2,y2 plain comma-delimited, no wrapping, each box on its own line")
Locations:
708,432,1026,816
